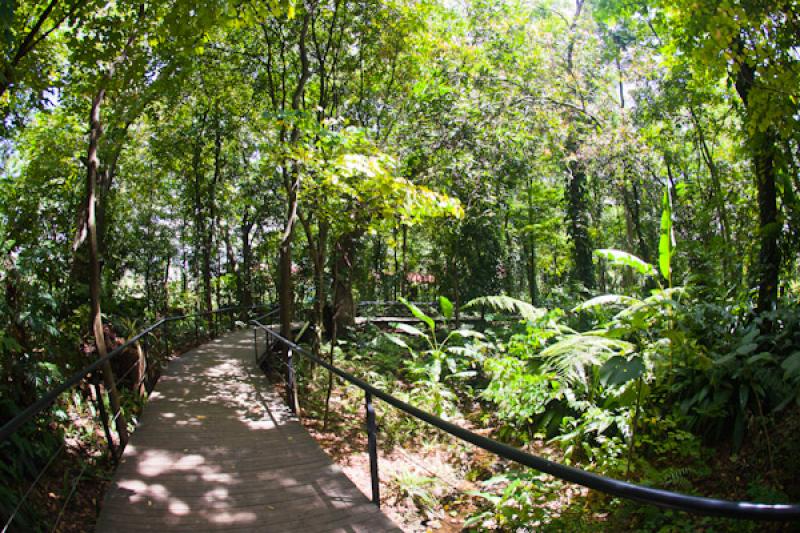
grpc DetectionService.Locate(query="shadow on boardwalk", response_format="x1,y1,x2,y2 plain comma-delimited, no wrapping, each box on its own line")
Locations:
96,329,399,532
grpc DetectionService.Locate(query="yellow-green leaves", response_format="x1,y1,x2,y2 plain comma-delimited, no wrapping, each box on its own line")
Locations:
298,127,462,237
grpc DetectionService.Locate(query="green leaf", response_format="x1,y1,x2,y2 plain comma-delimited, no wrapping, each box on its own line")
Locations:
399,297,435,332
573,294,644,312
439,296,454,319
451,328,485,339
599,356,645,387
658,187,675,285
594,249,656,277
539,334,635,384
385,334,410,350
782,352,800,379
735,343,758,356
394,323,425,337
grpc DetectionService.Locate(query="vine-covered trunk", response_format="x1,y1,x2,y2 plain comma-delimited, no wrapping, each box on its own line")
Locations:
752,129,780,314
734,58,781,314
566,140,594,291
526,177,539,305
86,87,128,446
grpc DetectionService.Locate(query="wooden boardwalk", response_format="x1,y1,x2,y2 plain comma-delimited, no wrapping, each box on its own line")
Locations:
96,329,399,532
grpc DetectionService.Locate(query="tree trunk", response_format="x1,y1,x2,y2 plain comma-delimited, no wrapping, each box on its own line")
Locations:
332,230,358,330
277,11,311,344
279,168,298,343
526,177,539,305
401,224,408,298
734,57,781,314
224,225,238,307
162,256,170,315
752,129,780,314
240,217,254,311
566,139,594,291
86,87,128,447
301,214,328,354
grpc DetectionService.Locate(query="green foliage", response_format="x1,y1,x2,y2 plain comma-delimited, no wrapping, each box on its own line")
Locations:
658,186,675,286
466,471,562,530
594,249,656,278
482,357,562,441
538,333,635,386
386,297,484,417
389,470,444,517
465,295,547,322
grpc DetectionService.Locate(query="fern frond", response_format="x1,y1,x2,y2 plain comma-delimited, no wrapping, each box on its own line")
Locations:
573,294,643,313
464,295,546,322
539,334,635,384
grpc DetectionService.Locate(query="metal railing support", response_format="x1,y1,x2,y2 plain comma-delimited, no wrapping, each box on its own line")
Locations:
287,348,299,414
164,320,170,357
254,327,258,363
250,318,800,522
141,333,149,395
365,391,380,507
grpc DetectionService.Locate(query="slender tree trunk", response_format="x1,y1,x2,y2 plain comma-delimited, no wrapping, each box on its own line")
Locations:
279,169,298,343
224,225,238,307
401,224,408,298
87,88,128,446
162,256,170,315
393,222,399,300
277,11,311,345
526,177,539,305
301,215,328,356
241,218,254,311
690,106,731,247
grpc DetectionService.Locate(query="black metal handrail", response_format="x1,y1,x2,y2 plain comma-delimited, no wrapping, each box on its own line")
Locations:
0,304,267,443
0,304,268,531
251,318,800,522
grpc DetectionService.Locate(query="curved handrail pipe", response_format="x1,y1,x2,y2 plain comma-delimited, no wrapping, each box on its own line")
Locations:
252,319,800,522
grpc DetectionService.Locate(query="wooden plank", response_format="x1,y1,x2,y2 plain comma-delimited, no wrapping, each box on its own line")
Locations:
96,329,398,532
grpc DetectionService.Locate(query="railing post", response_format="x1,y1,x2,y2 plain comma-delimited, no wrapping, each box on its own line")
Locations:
92,372,116,463
253,326,258,364
164,319,170,357
365,391,380,507
141,333,149,394
287,348,299,414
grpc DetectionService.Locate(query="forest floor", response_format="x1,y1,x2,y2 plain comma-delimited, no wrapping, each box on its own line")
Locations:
296,385,594,532
299,382,800,533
